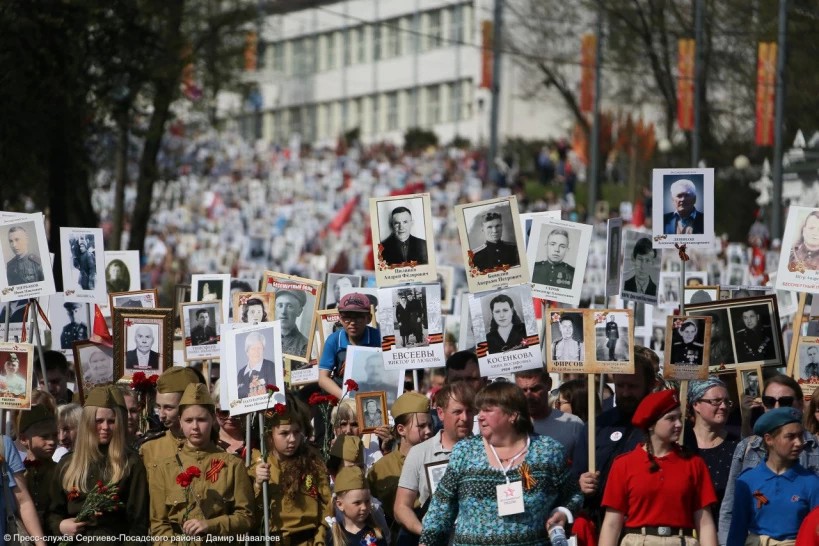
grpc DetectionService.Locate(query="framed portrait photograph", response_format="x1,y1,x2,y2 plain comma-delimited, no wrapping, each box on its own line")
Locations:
687,295,784,371
113,307,173,381
657,272,681,309
232,291,275,326
0,213,56,302
342,346,403,408
221,321,285,417
722,263,748,287
324,273,362,309
72,340,114,404
47,293,89,361
262,271,323,363
469,285,541,376
684,285,720,305
455,196,529,293
0,342,34,410
370,193,437,287
181,301,222,361
605,218,623,298
109,289,158,311
620,229,661,306
104,250,140,294
424,460,449,498
526,217,593,306
776,206,819,292
377,284,445,370
651,168,715,249
59,227,106,303
316,309,342,345
191,274,231,326
544,310,587,374
355,390,388,433
663,315,712,380
736,362,764,398
592,310,633,364
792,336,819,399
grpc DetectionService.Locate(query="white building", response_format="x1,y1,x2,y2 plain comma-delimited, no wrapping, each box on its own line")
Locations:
225,0,571,147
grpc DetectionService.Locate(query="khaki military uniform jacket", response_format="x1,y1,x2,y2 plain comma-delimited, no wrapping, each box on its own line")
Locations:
366,450,406,523
249,448,332,546
149,443,255,545
140,429,186,472
24,458,56,528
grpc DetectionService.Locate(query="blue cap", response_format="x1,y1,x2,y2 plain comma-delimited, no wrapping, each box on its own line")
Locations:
752,407,802,436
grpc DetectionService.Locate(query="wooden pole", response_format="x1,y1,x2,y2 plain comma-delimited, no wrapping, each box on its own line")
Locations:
258,412,271,546
587,373,596,473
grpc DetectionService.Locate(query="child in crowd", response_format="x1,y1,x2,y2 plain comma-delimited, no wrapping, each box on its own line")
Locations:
18,405,58,524
332,467,387,546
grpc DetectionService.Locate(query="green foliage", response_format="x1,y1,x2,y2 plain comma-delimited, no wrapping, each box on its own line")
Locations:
404,127,439,153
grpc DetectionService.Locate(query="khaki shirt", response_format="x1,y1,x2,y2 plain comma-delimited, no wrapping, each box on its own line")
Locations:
24,459,56,527
148,444,255,545
140,430,186,479
249,448,332,546
367,450,406,523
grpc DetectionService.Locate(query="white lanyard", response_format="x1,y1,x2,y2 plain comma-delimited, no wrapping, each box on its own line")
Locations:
488,436,530,483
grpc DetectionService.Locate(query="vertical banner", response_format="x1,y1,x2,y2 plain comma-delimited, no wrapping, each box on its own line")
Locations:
480,21,493,89
755,42,777,147
677,38,695,131
244,30,258,72
580,34,596,114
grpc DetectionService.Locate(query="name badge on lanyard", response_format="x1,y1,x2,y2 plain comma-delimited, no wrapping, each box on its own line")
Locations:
488,436,530,517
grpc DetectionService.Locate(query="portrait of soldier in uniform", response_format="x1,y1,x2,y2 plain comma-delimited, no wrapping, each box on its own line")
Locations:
605,314,619,361
551,315,584,362
472,211,520,272
61,302,89,349
5,225,44,286
788,210,819,272
379,206,428,266
275,289,309,359
105,259,130,293
189,308,217,346
1,353,26,396
663,178,704,235
70,234,96,290
670,319,704,365
801,345,819,380
732,306,775,362
531,228,575,289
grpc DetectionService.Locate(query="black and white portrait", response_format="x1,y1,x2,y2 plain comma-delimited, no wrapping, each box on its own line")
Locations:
3,221,45,287
694,309,735,367
730,305,776,363
393,288,429,349
606,222,622,284
467,203,520,272
74,342,114,399
549,313,584,363
60,228,106,303
740,369,761,397
668,317,708,365
526,218,592,306
343,346,402,408
595,312,629,362
263,272,322,363
104,250,140,295
232,292,274,326
187,306,218,346
621,230,660,305
125,322,161,372
110,290,157,310
798,340,819,381
374,197,430,267
482,292,527,355
356,391,388,432
325,273,361,309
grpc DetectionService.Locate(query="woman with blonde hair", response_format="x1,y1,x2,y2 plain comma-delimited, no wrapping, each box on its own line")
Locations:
47,385,149,542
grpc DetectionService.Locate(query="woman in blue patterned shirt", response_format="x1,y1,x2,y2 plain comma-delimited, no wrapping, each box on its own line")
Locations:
419,381,583,546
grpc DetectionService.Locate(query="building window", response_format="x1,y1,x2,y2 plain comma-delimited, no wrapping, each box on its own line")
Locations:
386,92,399,130
289,107,302,136
272,43,284,73
305,105,316,142
355,27,366,63
449,82,462,121
384,19,402,58
426,11,442,50
372,24,382,61
450,5,463,43
326,32,337,70
426,85,440,125
272,111,283,142
292,39,304,75
343,29,351,66
371,95,380,133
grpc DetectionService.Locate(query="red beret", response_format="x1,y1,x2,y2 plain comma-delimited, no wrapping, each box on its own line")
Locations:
631,389,680,429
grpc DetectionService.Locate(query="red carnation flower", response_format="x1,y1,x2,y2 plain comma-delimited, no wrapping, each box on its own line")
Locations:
266,384,279,393
176,473,192,488
274,403,287,415
186,466,201,478
344,379,359,392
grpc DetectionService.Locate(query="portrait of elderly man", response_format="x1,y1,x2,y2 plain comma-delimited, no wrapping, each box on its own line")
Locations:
236,330,277,398
125,324,160,370
472,211,520,271
663,178,704,235
275,289,309,358
380,206,428,266
83,348,113,386
5,225,44,286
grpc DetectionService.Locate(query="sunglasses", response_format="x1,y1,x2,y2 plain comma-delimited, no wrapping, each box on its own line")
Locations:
761,395,795,409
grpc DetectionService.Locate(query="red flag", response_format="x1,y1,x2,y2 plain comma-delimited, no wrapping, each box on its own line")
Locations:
580,34,596,113
677,39,695,131
91,305,113,347
755,42,777,147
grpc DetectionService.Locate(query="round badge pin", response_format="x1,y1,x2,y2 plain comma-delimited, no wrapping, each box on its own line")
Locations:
610,431,623,442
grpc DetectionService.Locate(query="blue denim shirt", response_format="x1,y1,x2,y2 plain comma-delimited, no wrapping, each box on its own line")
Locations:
717,431,819,545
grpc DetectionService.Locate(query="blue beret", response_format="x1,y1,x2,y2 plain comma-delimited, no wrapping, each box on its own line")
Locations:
752,407,802,436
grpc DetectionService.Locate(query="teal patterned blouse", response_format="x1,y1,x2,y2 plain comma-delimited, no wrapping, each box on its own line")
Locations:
419,434,583,546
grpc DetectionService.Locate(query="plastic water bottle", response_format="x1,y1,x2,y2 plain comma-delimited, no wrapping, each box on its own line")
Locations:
550,525,569,546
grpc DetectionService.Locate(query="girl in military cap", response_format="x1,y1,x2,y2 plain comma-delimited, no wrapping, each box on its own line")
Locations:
332,467,387,546
149,383,255,542
47,385,149,544
726,407,819,546
253,392,332,546
599,389,718,546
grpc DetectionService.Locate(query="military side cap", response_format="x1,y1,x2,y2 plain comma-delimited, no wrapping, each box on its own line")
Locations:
85,385,127,409
391,392,430,419
276,289,306,308
179,383,214,407
17,405,56,435
338,293,370,313
157,366,202,394
631,389,679,429
753,407,802,436
330,434,364,465
334,466,368,494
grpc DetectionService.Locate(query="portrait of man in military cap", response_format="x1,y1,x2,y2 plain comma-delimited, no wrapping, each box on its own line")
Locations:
4,223,45,286
471,210,520,272
531,227,577,289
730,305,776,363
262,271,322,363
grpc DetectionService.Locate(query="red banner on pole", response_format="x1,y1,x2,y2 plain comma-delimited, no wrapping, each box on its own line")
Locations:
755,42,777,147
480,21,493,89
580,34,596,114
244,31,258,72
677,39,695,131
